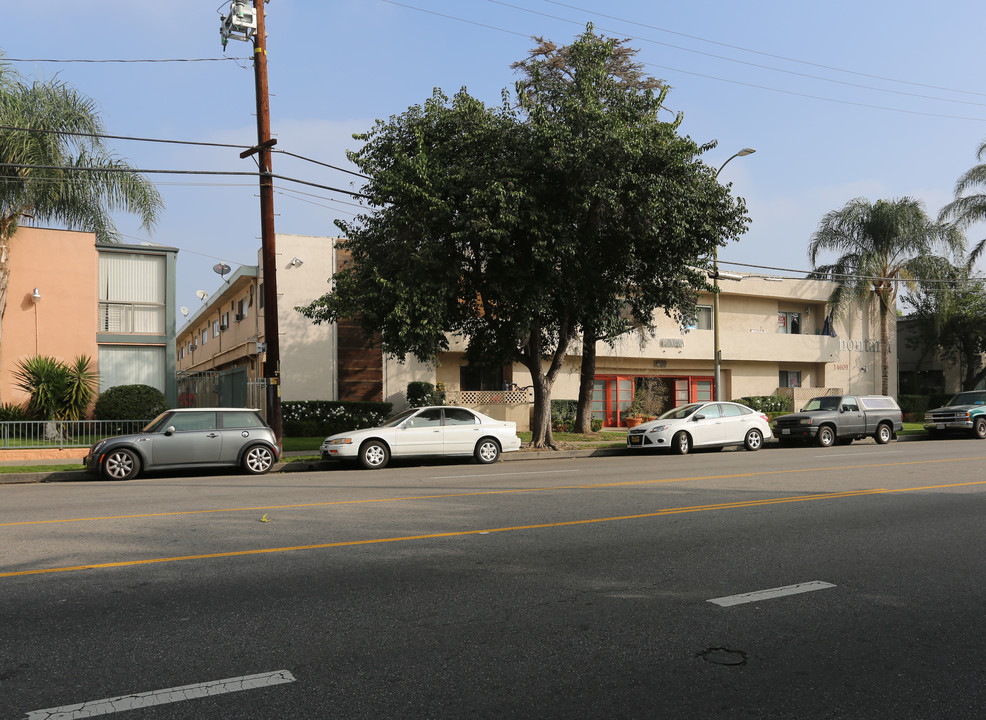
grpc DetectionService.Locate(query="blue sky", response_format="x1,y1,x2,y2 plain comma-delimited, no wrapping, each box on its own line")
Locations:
4,0,986,323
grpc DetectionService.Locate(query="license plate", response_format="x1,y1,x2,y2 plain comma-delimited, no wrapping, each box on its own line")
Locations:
629,435,642,445
782,429,790,435
937,424,945,430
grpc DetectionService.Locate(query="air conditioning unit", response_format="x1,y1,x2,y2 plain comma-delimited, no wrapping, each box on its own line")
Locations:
189,344,197,350
219,323,229,332
235,313,245,322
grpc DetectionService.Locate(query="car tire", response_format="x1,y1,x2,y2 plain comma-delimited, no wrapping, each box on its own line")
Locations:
474,438,501,464
874,423,893,445
817,426,836,447
744,428,764,451
974,417,986,439
359,440,390,470
672,431,691,455
102,448,141,481
242,444,275,474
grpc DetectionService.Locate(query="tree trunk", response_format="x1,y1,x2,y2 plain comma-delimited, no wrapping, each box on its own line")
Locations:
520,318,575,449
879,297,890,396
574,324,597,434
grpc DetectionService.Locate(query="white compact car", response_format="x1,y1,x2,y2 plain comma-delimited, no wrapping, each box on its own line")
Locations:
321,405,523,469
626,401,772,455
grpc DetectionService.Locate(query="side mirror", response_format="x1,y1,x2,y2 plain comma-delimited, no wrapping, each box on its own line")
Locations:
693,414,706,421
164,425,177,436
840,405,850,413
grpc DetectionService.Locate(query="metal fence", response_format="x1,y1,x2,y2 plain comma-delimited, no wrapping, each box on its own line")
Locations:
0,420,149,450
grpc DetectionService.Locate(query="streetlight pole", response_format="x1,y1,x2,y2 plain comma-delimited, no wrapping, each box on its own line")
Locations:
712,147,755,402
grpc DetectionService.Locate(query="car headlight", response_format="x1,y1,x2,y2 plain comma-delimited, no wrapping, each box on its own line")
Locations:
647,424,671,433
326,438,353,445
90,440,106,454
799,418,812,425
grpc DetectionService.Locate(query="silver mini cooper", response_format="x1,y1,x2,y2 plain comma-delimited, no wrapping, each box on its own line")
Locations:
85,408,279,480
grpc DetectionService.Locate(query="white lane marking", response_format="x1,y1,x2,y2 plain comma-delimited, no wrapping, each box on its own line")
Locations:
434,469,579,480
24,670,296,719
708,581,836,607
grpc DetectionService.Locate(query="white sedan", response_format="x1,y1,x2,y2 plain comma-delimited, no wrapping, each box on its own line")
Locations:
320,405,523,469
626,401,772,455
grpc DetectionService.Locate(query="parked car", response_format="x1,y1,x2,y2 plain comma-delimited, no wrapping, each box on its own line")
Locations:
924,391,986,439
85,408,279,480
321,406,522,469
772,395,902,447
626,401,771,455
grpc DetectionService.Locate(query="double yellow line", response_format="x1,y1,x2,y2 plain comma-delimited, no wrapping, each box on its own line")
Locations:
4,476,985,579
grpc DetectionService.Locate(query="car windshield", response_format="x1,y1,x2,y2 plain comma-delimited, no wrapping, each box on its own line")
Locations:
379,409,420,427
658,403,703,420
947,392,986,406
142,411,173,433
802,397,840,411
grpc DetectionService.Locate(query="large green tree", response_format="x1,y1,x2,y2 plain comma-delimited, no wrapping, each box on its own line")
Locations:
512,30,749,433
0,61,163,337
903,258,986,391
299,28,748,447
808,197,964,395
940,140,986,265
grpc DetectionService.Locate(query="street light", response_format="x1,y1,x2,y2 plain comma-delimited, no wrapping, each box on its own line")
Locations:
712,148,756,402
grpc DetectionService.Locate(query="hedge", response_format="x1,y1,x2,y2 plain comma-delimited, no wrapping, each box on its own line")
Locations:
282,400,393,437
733,395,793,413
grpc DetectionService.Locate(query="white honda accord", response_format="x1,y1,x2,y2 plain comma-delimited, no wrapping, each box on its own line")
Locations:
626,401,772,455
320,405,523,469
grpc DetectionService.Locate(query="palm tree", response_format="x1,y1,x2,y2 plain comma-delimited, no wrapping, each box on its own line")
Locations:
808,197,964,396
0,61,163,336
940,140,986,266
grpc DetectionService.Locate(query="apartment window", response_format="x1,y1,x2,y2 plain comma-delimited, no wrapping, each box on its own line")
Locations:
778,312,801,335
97,252,166,334
201,329,208,345
99,346,166,393
221,311,230,330
236,298,247,321
213,320,220,338
779,370,802,388
695,305,712,330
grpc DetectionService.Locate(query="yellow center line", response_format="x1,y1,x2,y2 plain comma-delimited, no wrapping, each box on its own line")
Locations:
3,479,986,579
3,455,985,528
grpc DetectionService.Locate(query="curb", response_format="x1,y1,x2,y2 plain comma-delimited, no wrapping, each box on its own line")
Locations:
0,434,927,485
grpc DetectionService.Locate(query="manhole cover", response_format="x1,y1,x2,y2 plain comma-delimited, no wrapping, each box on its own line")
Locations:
697,647,747,666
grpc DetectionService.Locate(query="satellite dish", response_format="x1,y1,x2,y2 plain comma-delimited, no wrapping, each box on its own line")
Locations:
195,290,209,302
213,263,232,282
180,306,190,317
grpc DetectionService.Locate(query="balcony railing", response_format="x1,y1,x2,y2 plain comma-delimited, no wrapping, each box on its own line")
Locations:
98,301,165,334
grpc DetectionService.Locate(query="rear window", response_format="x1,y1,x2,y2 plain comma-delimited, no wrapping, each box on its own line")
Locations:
221,411,265,429
859,397,898,410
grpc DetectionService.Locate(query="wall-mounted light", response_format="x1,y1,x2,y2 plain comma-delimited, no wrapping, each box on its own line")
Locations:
31,288,41,303
861,366,868,372
289,257,304,267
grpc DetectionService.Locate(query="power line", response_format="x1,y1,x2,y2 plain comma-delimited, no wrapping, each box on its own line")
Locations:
0,123,251,150
1,56,248,64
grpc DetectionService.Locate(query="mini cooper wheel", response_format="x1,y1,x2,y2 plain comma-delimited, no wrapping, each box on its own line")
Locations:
816,426,836,448
359,440,390,470
475,438,501,464
242,444,275,474
874,423,893,445
672,431,691,455
102,448,141,480
744,428,764,451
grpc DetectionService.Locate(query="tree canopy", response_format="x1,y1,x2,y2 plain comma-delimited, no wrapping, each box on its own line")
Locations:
940,140,986,266
299,27,750,446
808,196,965,395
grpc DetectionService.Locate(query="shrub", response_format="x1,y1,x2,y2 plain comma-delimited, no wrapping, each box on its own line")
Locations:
13,355,99,420
551,399,578,430
734,395,793,413
0,403,28,421
407,381,444,408
897,395,930,417
93,384,169,421
282,400,393,437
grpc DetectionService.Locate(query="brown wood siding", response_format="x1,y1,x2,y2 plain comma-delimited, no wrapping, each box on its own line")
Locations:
336,318,383,402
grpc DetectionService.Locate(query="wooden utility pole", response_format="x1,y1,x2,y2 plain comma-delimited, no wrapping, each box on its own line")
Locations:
244,0,281,442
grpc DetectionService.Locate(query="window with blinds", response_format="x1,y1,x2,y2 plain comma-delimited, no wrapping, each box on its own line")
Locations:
97,253,166,334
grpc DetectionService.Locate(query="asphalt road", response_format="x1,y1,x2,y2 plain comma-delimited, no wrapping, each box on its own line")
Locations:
2,438,986,719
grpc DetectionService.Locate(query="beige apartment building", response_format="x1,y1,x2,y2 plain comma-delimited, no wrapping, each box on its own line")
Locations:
180,241,895,430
